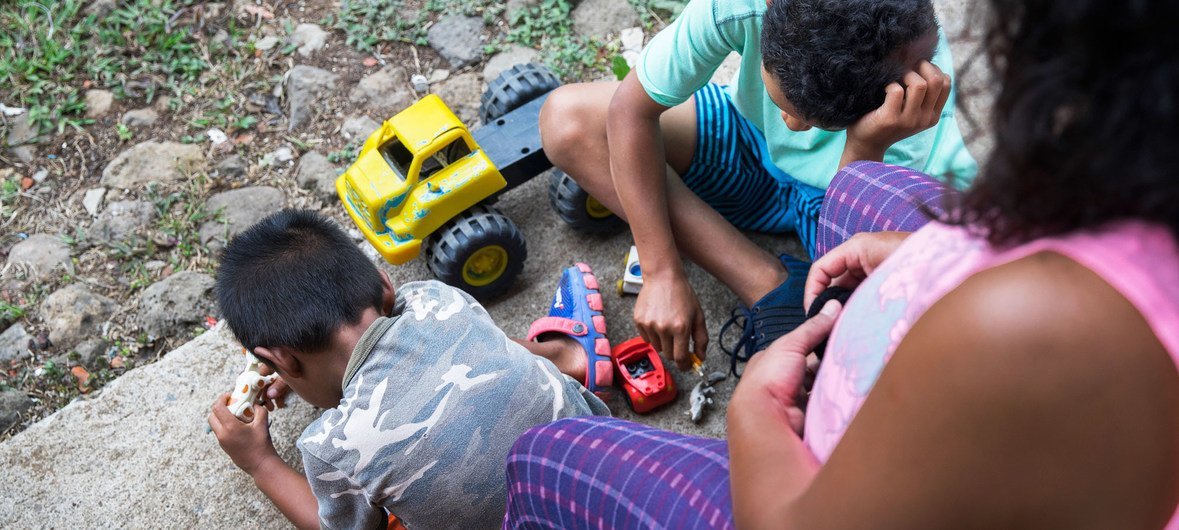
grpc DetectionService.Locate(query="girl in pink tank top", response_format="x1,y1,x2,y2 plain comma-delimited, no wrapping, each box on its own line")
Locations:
725,0,1179,528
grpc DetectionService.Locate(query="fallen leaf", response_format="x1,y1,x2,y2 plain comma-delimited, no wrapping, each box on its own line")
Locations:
82,80,92,89
20,176,33,190
363,56,378,67
71,366,91,392
243,5,274,19
110,356,125,369
235,132,255,145
204,316,219,329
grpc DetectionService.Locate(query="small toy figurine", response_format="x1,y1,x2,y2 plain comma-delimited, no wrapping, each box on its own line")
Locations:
616,245,643,296
612,337,677,414
226,350,278,422
688,371,727,423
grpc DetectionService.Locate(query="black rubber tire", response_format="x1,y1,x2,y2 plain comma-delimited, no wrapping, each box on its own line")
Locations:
425,204,527,301
480,62,561,124
548,170,626,235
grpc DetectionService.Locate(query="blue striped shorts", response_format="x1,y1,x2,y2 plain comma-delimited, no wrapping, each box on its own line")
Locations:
681,83,825,258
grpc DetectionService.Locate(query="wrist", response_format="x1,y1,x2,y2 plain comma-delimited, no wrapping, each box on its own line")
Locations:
246,450,284,478
841,139,888,166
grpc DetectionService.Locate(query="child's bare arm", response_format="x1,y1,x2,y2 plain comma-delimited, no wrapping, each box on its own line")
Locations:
209,394,320,530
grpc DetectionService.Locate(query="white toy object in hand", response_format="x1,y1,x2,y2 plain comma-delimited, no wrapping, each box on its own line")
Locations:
227,352,278,421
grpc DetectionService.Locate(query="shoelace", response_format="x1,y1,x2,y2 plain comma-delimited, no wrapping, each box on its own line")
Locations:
719,304,806,377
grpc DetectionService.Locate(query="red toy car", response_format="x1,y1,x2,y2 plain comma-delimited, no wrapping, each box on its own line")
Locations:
612,337,677,414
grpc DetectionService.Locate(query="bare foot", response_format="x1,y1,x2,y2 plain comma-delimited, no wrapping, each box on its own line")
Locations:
516,334,588,384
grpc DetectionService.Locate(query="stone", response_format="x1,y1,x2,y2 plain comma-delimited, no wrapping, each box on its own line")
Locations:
340,115,379,142
39,284,116,350
199,186,286,249
0,324,31,363
215,155,248,179
428,69,450,84
482,45,539,84
101,141,205,188
87,200,156,245
427,16,484,69
572,0,640,39
71,338,109,368
289,23,329,57
31,168,48,184
85,89,114,118
349,66,413,113
619,26,644,67
136,271,215,339
254,35,279,51
120,108,159,127
0,389,33,434
260,146,296,168
5,113,38,164
286,65,339,131
295,151,340,201
6,234,71,281
433,73,482,125
411,74,429,94
82,188,106,217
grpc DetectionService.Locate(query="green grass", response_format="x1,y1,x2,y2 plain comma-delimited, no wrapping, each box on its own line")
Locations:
0,0,246,135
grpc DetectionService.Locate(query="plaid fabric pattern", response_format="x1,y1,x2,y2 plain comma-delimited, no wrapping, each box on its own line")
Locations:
502,417,734,530
680,83,826,258
815,161,960,258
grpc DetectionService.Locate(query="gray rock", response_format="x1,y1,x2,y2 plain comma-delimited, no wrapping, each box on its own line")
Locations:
260,146,296,167
572,0,640,39
6,234,71,281
87,200,157,245
341,115,379,141
85,90,114,118
295,151,340,201
286,65,339,131
433,72,482,125
0,389,33,433
120,108,159,127
199,186,287,249
71,338,109,368
427,16,485,69
349,66,413,113
289,23,329,57
82,188,106,217
136,271,215,339
40,284,116,350
215,155,248,178
101,141,206,188
483,45,539,84
0,324,31,363
5,113,38,164
254,35,279,51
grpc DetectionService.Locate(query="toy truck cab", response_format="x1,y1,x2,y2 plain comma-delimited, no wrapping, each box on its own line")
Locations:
338,94,507,265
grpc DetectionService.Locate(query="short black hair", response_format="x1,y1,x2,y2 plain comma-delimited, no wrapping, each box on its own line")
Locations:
215,209,384,353
762,0,938,129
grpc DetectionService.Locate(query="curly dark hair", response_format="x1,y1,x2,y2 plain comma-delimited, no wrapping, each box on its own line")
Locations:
955,0,1179,244
761,0,938,129
216,209,384,354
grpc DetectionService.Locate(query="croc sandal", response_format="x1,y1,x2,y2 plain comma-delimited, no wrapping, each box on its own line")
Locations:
527,262,613,394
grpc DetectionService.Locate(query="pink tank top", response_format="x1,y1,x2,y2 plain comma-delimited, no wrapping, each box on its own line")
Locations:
804,220,1179,528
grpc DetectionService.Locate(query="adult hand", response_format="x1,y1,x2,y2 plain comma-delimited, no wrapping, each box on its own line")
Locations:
634,273,708,372
805,231,910,309
733,300,842,435
208,393,279,476
842,61,951,165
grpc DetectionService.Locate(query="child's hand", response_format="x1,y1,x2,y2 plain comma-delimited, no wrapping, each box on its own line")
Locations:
804,231,910,309
255,365,290,411
842,61,951,165
732,300,842,435
208,392,279,475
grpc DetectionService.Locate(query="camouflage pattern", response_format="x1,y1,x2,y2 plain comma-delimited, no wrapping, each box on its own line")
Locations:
298,281,610,530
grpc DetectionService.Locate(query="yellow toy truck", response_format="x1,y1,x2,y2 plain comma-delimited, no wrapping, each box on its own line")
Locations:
338,64,620,300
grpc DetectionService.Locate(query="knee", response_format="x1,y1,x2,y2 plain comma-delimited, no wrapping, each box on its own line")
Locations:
540,86,599,167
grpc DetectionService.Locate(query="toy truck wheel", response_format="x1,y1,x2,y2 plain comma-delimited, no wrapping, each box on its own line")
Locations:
425,204,527,301
480,63,561,124
549,170,626,234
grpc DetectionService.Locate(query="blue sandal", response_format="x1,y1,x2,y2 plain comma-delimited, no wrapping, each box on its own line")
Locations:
527,262,613,394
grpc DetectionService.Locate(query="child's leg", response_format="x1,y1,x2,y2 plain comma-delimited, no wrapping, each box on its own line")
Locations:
541,82,788,307
503,417,734,530
815,161,961,258
514,336,586,384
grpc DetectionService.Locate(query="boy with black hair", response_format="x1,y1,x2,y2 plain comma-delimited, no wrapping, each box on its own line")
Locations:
540,0,976,374
207,209,609,530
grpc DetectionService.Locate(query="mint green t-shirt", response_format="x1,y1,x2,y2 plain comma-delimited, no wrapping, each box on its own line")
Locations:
636,0,978,190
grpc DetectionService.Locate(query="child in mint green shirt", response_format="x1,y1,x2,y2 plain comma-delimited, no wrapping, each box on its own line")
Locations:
538,0,976,375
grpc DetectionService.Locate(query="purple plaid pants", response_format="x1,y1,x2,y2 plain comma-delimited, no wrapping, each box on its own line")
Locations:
502,162,957,529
